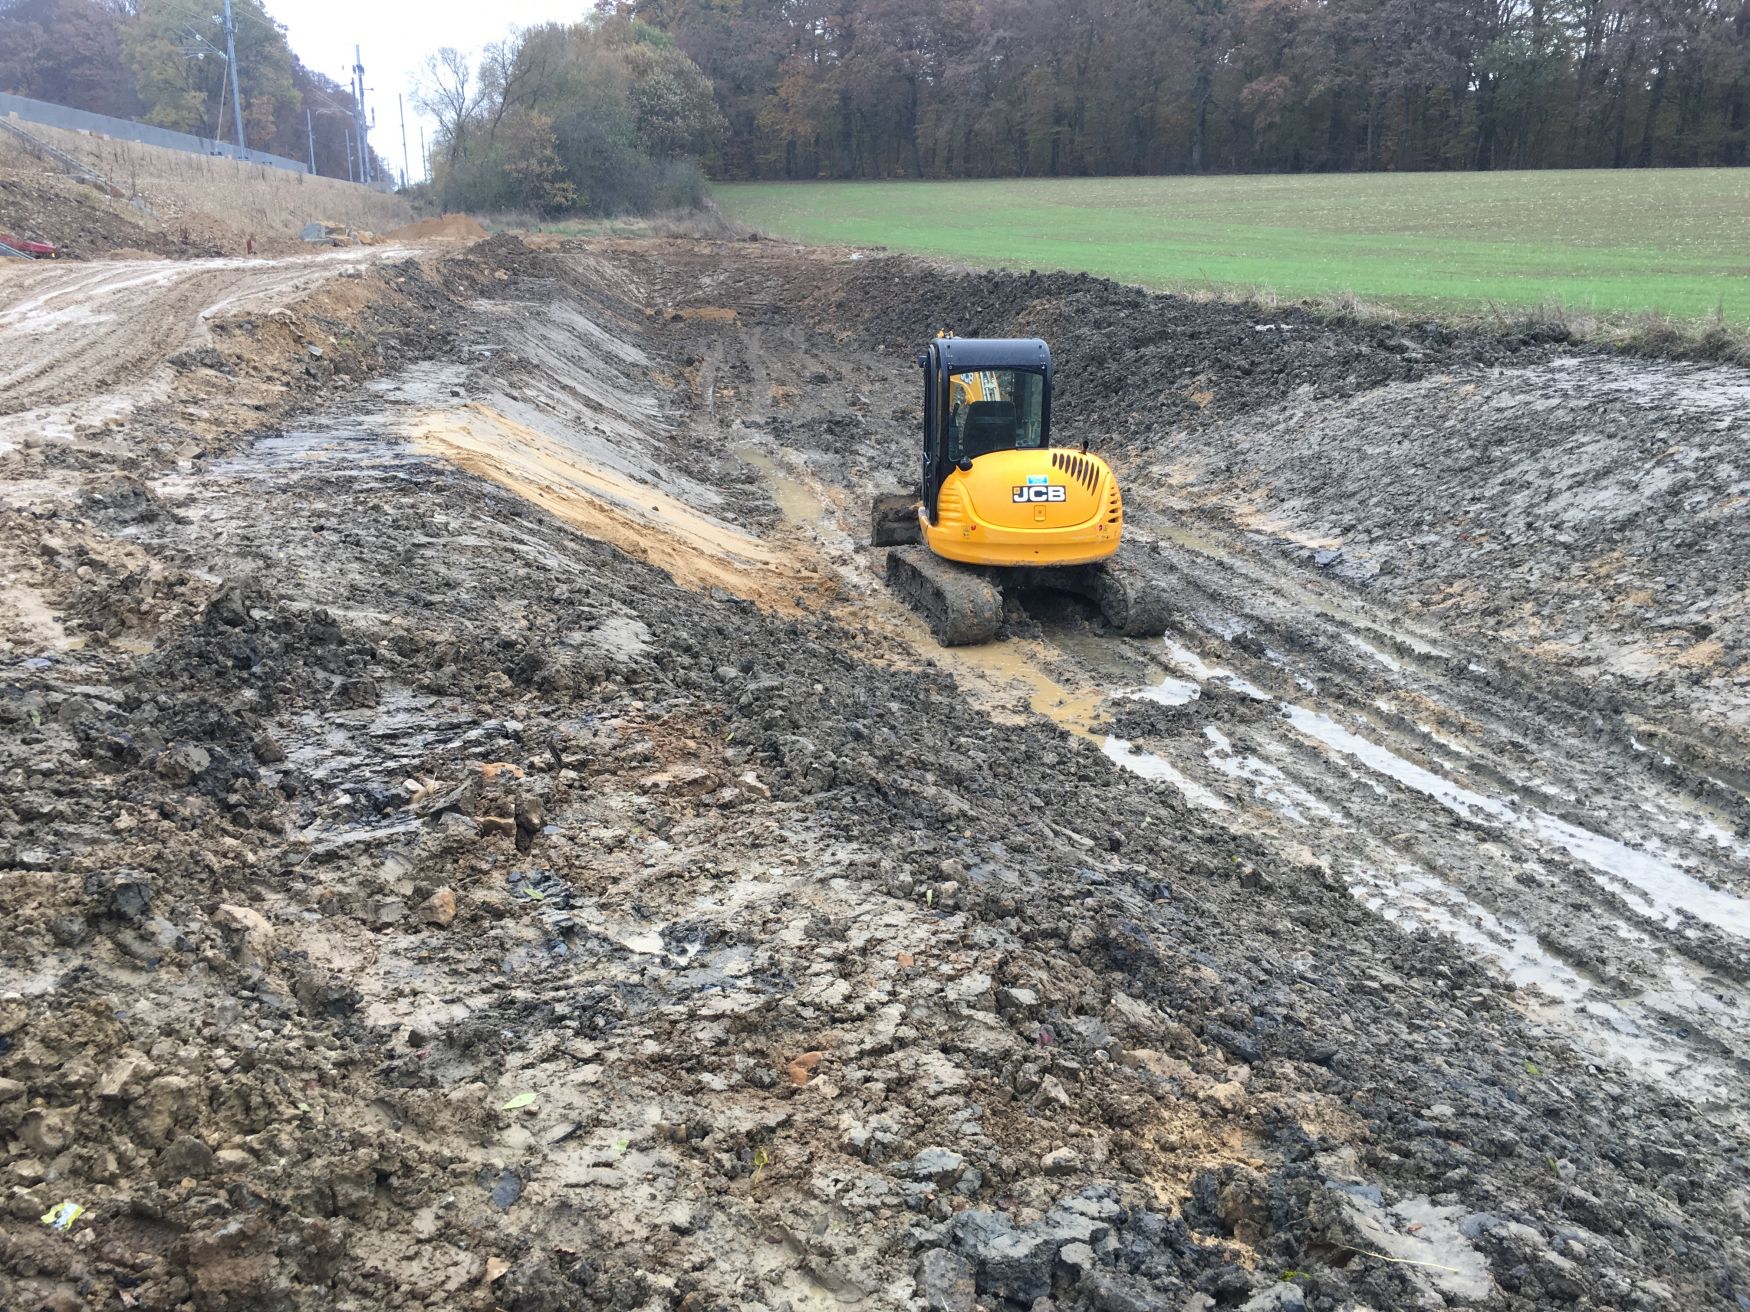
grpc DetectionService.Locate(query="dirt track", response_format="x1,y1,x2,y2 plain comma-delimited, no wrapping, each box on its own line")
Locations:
1,237,1747,1312
0,247,413,423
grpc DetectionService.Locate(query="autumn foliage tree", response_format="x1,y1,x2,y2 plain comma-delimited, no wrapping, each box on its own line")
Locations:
417,16,723,216
6,0,1748,194
0,0,390,181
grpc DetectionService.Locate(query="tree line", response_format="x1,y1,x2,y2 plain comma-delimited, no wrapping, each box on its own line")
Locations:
0,0,388,181
8,0,1746,215
415,16,723,217
633,0,1750,179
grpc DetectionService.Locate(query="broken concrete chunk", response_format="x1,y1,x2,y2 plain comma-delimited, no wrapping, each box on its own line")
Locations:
1038,1074,1072,1107
1041,1145,1082,1176
947,1211,1054,1304
1057,1241,1096,1275
213,904,275,966
155,741,210,784
1203,1080,1248,1114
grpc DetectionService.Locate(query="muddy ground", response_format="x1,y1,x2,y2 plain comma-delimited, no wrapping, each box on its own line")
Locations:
1,237,1747,1312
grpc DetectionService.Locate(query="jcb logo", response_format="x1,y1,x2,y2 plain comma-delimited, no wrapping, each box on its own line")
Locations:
1012,485,1067,503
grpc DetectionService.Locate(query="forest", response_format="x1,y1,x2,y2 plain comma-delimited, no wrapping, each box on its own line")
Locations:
0,0,388,181
4,0,1747,202
640,0,1750,180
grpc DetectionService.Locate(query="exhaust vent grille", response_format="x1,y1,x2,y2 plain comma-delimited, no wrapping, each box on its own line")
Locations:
1050,450,1101,492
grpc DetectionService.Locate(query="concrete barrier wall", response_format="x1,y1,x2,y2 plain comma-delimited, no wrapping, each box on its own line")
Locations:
0,91,310,173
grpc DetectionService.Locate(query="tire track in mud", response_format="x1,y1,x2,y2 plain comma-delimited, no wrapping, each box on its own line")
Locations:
1110,523,1750,1121
0,249,404,421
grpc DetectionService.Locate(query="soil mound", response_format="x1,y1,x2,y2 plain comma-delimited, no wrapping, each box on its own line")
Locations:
389,212,489,243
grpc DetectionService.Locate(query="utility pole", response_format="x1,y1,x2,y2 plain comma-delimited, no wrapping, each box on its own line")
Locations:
305,107,316,174
344,130,354,184
214,60,229,143
352,46,370,184
222,0,246,155
399,94,410,190
419,126,426,183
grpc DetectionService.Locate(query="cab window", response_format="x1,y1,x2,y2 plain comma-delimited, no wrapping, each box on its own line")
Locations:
948,369,1045,459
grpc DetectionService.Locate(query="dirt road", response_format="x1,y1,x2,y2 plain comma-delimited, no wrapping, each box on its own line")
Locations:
0,248,415,426
2,238,1746,1312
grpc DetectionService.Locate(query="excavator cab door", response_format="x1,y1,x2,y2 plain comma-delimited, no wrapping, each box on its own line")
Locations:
919,346,941,523
918,337,1052,526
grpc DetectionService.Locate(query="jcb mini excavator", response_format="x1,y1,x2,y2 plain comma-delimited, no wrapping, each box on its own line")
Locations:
873,335,1168,646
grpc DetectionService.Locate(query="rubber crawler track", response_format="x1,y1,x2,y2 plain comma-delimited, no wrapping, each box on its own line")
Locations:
885,546,1003,646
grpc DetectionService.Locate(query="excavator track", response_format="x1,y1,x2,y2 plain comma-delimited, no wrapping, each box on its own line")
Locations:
1087,557,1173,637
1008,559,1172,637
885,546,1004,646
870,492,922,547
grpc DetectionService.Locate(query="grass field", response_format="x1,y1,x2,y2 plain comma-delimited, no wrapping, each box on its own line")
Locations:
715,171,1750,324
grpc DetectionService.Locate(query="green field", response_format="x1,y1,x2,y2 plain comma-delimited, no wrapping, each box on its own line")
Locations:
715,171,1750,324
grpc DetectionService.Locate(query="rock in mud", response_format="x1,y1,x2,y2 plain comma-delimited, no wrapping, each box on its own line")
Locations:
948,1211,1057,1302
514,794,544,851
915,1248,976,1311
84,870,153,922
418,887,457,926
905,1147,967,1187
155,741,210,784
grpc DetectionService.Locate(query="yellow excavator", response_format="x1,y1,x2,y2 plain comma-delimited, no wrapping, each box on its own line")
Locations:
873,335,1168,645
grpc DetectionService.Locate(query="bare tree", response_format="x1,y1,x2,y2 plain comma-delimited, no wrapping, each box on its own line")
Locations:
413,46,480,163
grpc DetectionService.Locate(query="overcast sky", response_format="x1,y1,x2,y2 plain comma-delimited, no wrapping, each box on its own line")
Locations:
275,0,587,181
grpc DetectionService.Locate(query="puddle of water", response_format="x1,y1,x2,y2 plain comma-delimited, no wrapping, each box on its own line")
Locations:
1346,634,1402,672
1348,862,1585,1002
1284,704,1750,940
618,930,667,956
1414,721,1474,756
1161,631,1271,701
946,636,1109,738
737,444,825,524
1101,737,1227,810
1204,726,1341,825
1128,671,1201,707
1160,635,1213,681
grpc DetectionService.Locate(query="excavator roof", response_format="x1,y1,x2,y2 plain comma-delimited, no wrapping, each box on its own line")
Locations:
931,336,1051,373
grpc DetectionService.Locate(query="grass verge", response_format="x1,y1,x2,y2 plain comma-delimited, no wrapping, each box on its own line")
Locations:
714,172,1750,354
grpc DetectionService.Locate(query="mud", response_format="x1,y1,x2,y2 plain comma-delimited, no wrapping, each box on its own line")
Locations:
1,237,1747,1312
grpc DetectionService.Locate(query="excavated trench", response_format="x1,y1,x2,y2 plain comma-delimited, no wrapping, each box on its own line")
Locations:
1,237,1747,1312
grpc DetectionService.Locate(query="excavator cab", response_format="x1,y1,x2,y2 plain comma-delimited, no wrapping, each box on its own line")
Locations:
911,336,1118,568
921,337,1054,523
